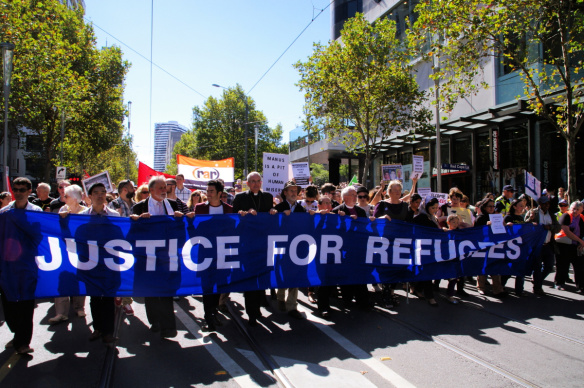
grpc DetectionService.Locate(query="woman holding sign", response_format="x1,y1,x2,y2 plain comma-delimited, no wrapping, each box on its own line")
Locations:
474,198,508,298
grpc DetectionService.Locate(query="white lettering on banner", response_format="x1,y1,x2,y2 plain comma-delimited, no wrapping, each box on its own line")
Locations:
289,234,317,266
320,235,343,264
169,239,178,271
393,238,412,265
65,238,98,270
267,235,288,266
35,237,63,271
182,237,213,271
104,239,135,271
31,235,527,272
415,239,432,266
366,237,390,264
217,236,240,269
136,240,166,271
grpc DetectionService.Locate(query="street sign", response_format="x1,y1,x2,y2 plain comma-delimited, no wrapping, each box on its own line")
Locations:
56,166,66,180
441,163,470,171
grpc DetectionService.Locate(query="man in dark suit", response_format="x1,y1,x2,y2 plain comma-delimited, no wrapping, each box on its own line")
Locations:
274,181,305,319
131,176,183,338
194,179,233,331
231,172,277,326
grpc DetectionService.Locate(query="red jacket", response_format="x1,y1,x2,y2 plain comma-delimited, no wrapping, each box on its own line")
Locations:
193,201,233,215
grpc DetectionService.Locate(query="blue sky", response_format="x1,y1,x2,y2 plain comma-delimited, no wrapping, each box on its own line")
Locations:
84,1,332,167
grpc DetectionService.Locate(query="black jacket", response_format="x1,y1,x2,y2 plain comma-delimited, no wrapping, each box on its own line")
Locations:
132,197,179,215
232,190,274,213
275,200,306,213
332,203,367,218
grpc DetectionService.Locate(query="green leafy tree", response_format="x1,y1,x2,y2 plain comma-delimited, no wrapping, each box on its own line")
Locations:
309,163,329,187
167,85,288,179
411,0,584,200
1,0,131,182
295,13,432,184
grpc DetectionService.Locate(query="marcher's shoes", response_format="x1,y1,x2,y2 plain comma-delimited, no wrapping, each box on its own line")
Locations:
534,289,546,296
160,329,178,339
123,304,134,316
48,314,69,325
102,334,118,344
288,309,303,319
89,331,102,341
16,346,34,354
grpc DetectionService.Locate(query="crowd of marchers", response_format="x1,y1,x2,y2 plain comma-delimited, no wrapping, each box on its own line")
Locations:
0,172,583,355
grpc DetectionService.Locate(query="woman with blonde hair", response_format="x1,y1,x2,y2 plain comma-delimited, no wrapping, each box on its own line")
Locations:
134,184,150,202
187,190,204,212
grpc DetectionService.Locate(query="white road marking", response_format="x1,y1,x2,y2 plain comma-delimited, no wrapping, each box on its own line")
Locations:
174,302,258,388
299,305,417,388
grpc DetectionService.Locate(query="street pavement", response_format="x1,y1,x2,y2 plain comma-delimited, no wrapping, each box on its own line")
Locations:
1,275,583,387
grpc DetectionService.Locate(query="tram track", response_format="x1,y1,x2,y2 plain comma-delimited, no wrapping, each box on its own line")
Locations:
371,304,544,388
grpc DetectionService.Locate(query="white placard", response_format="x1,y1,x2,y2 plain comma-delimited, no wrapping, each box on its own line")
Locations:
418,187,432,199
262,152,289,196
56,166,67,180
82,171,113,194
411,155,424,179
290,162,310,187
489,213,507,234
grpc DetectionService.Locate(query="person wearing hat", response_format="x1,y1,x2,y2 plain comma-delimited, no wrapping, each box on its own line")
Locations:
524,196,561,295
356,186,374,216
273,180,305,319
557,199,569,221
495,185,516,216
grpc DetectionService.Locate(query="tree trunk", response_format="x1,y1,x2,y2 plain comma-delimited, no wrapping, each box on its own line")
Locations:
566,132,577,203
361,152,371,187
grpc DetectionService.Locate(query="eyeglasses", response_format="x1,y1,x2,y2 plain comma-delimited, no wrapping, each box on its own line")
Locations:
358,195,368,199
12,188,28,193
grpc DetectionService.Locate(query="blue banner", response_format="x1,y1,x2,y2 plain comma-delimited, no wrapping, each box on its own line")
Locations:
0,210,547,300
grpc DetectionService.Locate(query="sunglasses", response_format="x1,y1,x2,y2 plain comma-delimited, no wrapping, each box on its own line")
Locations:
559,204,568,207
192,194,200,197
358,195,368,199
141,191,149,194
13,188,28,193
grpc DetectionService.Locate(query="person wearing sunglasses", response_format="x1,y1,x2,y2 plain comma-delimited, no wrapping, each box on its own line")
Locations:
356,186,374,216
134,184,150,202
49,179,71,213
187,190,204,212
0,177,43,354
300,185,319,212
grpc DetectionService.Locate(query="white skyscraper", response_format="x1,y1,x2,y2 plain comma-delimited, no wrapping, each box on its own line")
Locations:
153,121,188,172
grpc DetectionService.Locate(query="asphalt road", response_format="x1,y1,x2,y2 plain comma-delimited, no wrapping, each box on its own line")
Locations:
1,275,583,388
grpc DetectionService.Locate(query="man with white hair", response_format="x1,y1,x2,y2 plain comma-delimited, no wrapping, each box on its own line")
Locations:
318,186,370,317
31,182,54,212
232,171,277,326
131,176,184,338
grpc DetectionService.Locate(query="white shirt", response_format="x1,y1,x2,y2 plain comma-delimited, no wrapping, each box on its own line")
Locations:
301,199,318,212
539,210,553,244
0,201,42,213
208,203,224,215
148,197,167,216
